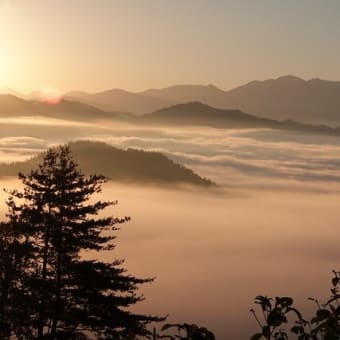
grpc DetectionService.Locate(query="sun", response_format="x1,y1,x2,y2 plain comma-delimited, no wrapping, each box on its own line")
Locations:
33,87,63,105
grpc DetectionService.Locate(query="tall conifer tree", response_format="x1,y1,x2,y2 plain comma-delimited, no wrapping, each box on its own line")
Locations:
6,145,162,339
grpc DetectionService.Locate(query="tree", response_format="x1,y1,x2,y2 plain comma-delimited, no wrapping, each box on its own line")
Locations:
250,271,340,340
6,145,162,339
0,220,30,339
157,323,215,339
0,190,39,339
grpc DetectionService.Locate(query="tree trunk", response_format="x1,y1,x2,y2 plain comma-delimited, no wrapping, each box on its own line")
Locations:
37,208,51,339
51,189,64,339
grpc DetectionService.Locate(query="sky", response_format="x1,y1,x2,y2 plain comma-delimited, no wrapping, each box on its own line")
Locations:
0,0,340,93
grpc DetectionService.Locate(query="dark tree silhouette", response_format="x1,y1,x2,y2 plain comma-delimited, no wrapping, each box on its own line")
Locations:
4,145,162,339
250,271,340,340
0,193,38,339
156,323,215,340
0,221,33,339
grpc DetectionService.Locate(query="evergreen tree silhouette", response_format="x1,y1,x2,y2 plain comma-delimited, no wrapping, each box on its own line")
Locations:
5,145,162,339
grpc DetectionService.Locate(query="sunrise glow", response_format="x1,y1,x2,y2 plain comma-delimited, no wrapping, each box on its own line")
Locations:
32,87,62,105
0,2,340,339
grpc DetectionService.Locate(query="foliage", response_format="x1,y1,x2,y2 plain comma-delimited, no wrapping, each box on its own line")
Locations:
0,220,36,339
251,271,340,340
156,323,215,340
0,145,163,339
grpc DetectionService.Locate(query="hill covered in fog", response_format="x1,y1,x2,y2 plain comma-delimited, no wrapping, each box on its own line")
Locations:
0,94,130,122
2,93,340,138
0,141,213,187
142,102,340,136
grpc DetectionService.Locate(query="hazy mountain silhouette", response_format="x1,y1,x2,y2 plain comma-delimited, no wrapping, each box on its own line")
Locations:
65,89,172,115
0,141,213,186
141,76,340,126
1,93,339,137
142,102,270,128
0,94,129,122
222,76,340,126
142,102,340,136
65,76,340,125
0,87,25,98
141,84,228,106
65,85,227,115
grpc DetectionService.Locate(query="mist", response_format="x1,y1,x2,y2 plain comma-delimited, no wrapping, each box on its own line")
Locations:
0,178,339,338
100,183,340,339
1,118,340,338
2,2,340,338
2,117,340,187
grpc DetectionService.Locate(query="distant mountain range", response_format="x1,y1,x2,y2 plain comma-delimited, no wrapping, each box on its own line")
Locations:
65,89,172,114
141,102,340,136
1,93,340,137
65,76,340,126
0,141,213,186
0,94,128,122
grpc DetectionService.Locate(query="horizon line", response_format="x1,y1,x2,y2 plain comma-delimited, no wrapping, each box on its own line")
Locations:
0,74,338,97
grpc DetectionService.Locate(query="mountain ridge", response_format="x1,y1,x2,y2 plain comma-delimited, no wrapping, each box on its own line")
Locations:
64,75,340,125
142,101,340,136
1,93,340,137
0,94,129,122
0,140,214,187
64,88,172,114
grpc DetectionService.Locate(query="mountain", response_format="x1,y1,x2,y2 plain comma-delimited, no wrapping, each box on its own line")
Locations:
65,85,227,115
0,94,130,122
0,140,214,186
141,77,340,126
0,87,25,98
142,102,271,128
222,76,340,126
64,89,173,115
65,76,340,125
1,93,339,137
141,84,228,106
142,102,340,136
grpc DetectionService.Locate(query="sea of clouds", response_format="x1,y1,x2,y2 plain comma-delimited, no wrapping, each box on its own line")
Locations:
1,118,340,190
1,118,340,338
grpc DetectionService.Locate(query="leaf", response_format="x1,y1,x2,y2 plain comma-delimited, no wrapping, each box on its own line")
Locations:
276,297,294,307
311,309,331,324
255,296,272,311
332,277,339,287
324,330,339,340
291,325,303,334
268,310,287,327
161,323,180,331
298,335,308,340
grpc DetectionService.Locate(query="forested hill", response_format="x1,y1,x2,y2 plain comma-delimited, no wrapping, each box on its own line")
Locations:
141,102,340,136
0,141,214,187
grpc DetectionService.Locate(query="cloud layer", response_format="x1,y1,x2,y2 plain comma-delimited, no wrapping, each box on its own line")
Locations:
1,119,340,338
2,119,340,188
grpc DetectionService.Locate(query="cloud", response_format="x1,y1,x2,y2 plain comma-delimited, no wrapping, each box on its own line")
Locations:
1,120,340,187
80,126,340,185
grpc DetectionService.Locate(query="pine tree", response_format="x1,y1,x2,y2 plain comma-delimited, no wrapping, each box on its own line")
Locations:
0,221,24,339
0,199,37,339
6,145,162,339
